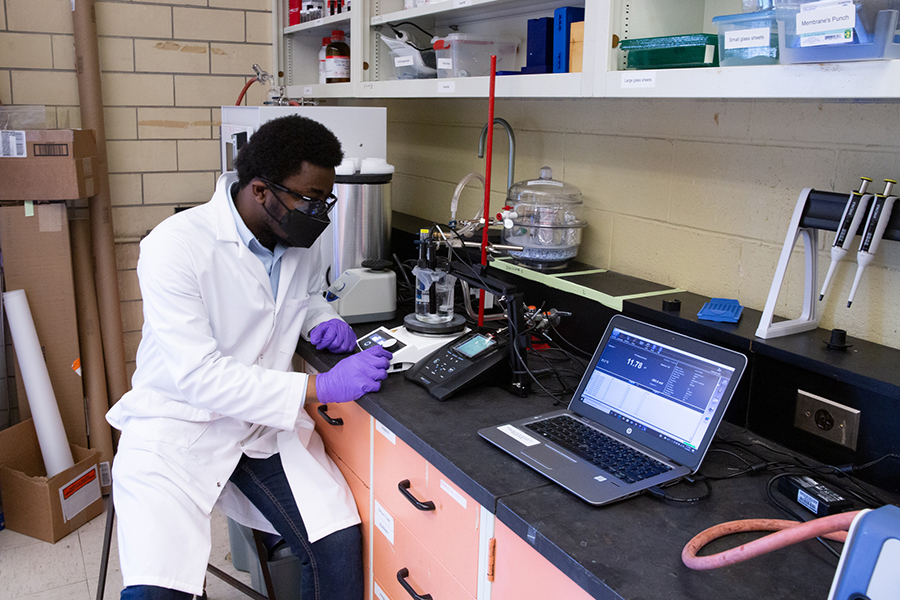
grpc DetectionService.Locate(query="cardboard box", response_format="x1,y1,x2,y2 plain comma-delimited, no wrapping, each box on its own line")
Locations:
570,21,585,73
0,129,99,201
0,419,102,543
0,203,88,448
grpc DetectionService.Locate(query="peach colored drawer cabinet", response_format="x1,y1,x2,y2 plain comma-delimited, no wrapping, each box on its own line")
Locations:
301,386,593,599
491,520,595,600
305,399,373,600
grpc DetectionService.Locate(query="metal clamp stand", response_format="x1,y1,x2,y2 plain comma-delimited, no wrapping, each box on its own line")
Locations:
449,259,530,396
756,187,900,339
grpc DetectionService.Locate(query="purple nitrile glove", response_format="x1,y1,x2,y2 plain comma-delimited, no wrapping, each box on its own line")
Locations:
315,346,393,404
310,318,357,353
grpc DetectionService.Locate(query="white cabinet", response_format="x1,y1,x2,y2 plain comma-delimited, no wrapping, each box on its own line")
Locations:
274,0,900,99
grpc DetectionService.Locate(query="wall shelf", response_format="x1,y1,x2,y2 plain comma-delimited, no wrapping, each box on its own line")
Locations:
274,0,900,103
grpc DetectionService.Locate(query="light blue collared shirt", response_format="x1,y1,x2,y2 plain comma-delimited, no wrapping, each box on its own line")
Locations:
228,183,287,300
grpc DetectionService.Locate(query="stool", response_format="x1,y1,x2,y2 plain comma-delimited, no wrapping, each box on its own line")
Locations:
96,489,279,600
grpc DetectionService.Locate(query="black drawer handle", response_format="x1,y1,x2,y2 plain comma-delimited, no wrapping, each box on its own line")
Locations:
397,567,433,600
398,479,435,511
317,404,343,426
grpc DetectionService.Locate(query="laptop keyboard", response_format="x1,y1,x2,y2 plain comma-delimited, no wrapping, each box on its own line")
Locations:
525,416,672,484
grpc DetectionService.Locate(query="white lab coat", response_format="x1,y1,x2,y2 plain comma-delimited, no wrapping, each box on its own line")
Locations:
107,172,359,595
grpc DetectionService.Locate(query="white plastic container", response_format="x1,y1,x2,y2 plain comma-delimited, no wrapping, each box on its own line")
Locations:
380,34,437,79
431,33,518,78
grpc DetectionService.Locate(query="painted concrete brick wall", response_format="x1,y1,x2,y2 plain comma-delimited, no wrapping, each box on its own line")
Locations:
1,0,273,378
3,0,898,361
367,97,900,348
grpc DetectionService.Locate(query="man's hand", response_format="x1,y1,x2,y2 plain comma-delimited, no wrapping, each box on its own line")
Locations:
310,318,356,353
315,346,392,403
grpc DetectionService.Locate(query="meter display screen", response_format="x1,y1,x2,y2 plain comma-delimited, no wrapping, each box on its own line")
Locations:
453,334,496,359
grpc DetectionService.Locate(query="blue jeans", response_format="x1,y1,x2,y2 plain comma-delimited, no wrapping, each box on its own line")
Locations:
121,453,363,600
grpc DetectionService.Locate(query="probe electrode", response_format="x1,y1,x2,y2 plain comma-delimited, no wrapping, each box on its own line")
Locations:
847,178,897,308
819,176,872,301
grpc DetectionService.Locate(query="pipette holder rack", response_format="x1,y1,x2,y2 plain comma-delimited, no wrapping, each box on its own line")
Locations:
756,188,900,339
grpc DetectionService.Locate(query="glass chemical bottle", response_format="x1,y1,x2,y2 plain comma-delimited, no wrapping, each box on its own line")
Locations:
318,37,330,84
325,30,350,83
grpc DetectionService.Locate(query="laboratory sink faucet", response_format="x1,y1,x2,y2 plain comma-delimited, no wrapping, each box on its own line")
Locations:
478,117,516,191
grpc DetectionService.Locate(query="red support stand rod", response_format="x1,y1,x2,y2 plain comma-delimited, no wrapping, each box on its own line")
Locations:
478,55,498,327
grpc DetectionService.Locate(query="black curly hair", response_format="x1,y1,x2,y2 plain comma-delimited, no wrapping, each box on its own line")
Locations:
234,115,344,189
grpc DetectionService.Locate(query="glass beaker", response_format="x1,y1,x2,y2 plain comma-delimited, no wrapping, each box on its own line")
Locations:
413,266,456,323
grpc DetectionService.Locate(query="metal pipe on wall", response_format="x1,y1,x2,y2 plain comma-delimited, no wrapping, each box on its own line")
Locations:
72,0,130,409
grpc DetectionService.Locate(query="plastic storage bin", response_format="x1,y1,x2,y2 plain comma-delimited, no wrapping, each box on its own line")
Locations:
774,0,900,63
617,34,719,69
713,10,779,65
432,33,518,77
380,33,437,79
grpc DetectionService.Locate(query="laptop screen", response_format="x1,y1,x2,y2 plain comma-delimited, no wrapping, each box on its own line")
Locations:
569,316,746,471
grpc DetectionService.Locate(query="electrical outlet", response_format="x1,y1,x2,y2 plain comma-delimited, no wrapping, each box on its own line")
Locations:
794,390,860,450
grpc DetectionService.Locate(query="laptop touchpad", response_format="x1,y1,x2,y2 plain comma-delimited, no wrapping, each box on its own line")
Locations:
522,444,578,470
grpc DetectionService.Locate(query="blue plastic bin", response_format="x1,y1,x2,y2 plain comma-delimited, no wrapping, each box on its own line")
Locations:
713,10,779,66
774,0,900,63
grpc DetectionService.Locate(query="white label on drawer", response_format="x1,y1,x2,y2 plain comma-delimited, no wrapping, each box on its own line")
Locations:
796,0,854,47
620,72,656,88
498,424,540,447
394,55,414,67
724,27,771,49
374,499,395,545
438,81,456,93
371,15,383,24
374,581,390,600
437,57,453,70
376,421,396,444
440,479,467,509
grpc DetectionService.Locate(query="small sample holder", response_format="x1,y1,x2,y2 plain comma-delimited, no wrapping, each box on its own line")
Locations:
756,188,900,339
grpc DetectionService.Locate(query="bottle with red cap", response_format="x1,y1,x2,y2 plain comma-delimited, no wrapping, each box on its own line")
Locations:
325,30,350,83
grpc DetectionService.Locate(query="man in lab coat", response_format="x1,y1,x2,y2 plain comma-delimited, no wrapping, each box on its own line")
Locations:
107,115,391,600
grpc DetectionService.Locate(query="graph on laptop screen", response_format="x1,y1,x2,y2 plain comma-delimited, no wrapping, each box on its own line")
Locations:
580,327,736,454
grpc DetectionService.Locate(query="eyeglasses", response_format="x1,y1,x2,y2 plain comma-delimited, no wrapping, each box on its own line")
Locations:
260,178,338,218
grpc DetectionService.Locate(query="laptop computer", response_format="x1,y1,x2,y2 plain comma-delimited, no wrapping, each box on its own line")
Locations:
478,314,747,505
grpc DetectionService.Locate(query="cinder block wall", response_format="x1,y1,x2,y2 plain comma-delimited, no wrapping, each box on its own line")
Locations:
1,0,273,379
368,97,900,348
3,1,898,370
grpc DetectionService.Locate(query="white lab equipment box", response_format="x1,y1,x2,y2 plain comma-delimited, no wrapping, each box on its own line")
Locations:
219,106,390,309
220,105,386,174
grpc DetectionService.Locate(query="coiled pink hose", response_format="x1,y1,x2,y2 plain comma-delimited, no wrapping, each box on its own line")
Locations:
682,511,859,570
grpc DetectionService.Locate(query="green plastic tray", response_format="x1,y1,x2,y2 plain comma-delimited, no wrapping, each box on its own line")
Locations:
618,33,719,69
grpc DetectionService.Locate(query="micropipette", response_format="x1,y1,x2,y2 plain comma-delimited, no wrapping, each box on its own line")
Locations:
819,176,872,301
847,178,897,308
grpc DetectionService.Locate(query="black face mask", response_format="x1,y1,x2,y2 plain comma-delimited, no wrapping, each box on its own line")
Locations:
264,188,331,248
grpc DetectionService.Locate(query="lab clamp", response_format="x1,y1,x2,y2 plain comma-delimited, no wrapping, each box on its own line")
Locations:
756,178,900,339
409,226,532,397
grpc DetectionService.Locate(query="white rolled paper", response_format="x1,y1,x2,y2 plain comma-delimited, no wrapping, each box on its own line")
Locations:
4,289,75,477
